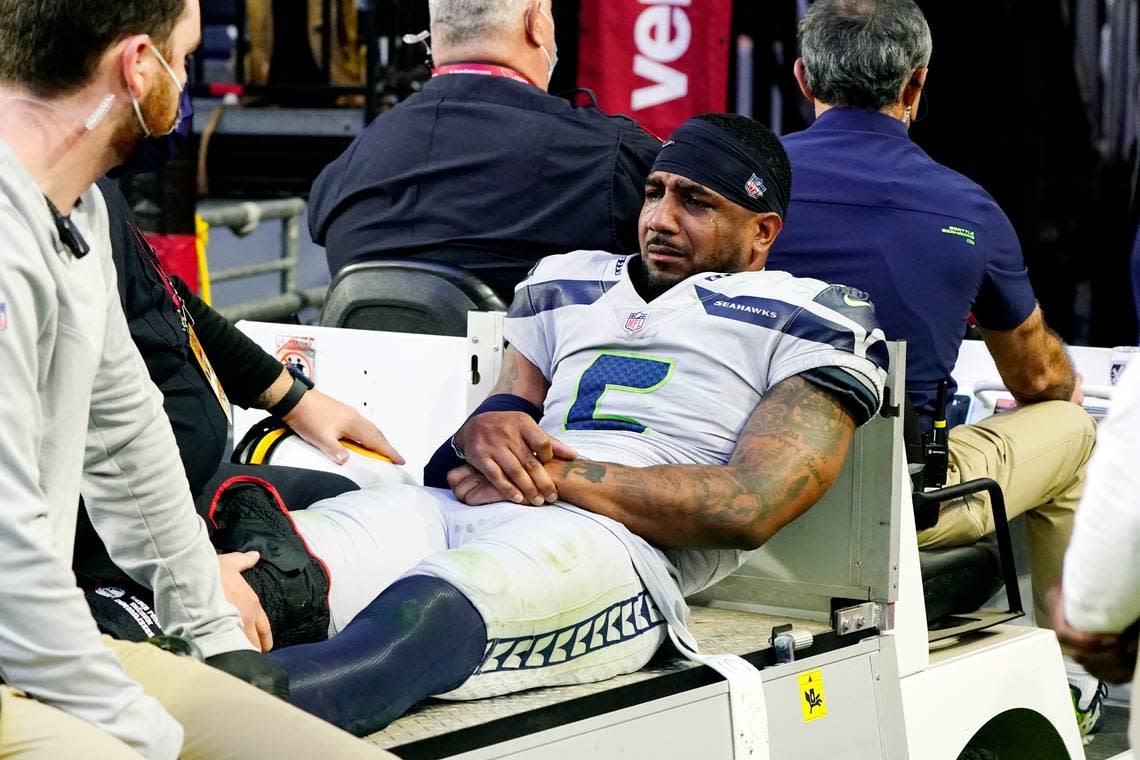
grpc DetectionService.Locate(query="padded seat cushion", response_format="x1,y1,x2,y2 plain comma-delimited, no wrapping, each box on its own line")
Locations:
919,538,1003,623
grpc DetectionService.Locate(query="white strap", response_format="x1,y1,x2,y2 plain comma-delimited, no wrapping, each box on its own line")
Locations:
668,626,770,760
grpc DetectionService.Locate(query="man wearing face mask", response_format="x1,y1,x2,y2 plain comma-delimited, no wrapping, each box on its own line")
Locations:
0,1,398,757
309,0,662,300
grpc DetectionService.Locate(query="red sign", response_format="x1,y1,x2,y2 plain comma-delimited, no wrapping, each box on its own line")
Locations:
578,0,733,139
144,232,200,294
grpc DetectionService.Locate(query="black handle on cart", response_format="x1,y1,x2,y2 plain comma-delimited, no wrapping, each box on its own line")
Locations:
913,477,1024,616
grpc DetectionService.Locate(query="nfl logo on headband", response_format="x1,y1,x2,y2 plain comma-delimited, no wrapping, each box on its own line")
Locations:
745,174,767,200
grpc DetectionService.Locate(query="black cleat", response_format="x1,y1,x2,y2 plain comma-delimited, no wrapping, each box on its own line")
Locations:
209,478,331,648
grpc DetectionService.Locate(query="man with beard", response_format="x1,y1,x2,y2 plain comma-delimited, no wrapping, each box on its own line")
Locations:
207,113,890,736
0,0,395,757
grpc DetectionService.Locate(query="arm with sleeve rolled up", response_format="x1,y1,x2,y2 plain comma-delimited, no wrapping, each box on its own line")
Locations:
980,305,1081,405
0,222,182,758
452,374,856,550
82,252,255,662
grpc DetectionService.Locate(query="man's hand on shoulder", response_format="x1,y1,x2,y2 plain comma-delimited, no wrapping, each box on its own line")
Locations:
452,412,576,506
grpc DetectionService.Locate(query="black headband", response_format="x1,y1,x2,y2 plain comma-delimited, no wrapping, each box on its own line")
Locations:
651,120,788,218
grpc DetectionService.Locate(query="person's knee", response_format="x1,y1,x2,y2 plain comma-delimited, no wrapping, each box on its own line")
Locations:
1059,400,1097,456
1038,400,1097,480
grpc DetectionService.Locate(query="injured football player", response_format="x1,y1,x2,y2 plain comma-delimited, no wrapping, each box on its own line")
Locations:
212,113,890,736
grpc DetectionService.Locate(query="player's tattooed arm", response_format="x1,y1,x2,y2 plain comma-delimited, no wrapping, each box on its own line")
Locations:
549,375,856,550
486,345,548,406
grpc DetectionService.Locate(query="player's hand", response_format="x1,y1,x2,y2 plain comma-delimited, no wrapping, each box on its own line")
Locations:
447,464,516,506
218,551,273,653
452,412,577,506
283,389,405,466
1048,585,1137,683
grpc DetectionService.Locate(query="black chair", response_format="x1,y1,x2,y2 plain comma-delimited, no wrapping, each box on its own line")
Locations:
320,259,507,336
920,538,1003,624
915,478,1024,640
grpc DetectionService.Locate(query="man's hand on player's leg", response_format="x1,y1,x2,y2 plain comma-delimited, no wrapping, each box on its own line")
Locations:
452,412,576,506
218,551,274,652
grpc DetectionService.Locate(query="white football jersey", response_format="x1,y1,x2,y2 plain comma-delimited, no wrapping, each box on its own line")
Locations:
504,251,889,647
506,250,888,469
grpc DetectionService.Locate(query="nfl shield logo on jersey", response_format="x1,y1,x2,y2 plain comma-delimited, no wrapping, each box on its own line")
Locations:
625,311,648,334
0,303,7,331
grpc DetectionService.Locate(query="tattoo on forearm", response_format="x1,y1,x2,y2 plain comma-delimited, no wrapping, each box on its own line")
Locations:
563,460,607,484
557,375,855,550
491,349,522,394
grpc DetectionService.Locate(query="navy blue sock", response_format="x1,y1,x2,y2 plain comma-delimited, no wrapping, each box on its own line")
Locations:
267,575,488,736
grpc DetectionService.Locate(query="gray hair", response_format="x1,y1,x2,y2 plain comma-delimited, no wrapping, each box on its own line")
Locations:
799,0,932,110
429,0,536,47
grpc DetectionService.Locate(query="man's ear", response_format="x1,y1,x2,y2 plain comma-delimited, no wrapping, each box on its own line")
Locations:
750,213,784,270
118,34,152,97
793,58,814,104
524,1,545,49
902,66,928,109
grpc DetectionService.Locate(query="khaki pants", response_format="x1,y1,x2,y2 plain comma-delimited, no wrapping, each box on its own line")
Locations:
916,401,1096,624
0,638,395,759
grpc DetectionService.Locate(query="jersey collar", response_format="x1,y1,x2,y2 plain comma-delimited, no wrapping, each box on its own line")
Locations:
809,108,910,140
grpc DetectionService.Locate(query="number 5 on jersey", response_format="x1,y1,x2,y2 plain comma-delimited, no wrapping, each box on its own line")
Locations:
564,352,675,433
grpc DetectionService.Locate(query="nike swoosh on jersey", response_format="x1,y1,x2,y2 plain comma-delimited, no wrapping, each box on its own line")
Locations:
843,294,873,309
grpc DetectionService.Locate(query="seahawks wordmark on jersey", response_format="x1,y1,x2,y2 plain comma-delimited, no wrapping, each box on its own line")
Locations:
504,251,889,647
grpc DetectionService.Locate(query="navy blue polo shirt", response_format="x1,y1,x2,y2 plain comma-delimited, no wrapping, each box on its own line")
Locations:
309,72,662,292
767,108,1038,413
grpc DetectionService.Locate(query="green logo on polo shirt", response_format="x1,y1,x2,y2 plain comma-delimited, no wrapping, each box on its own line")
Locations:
941,225,976,246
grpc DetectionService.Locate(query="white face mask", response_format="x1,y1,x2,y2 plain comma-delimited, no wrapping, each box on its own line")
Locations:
129,45,184,138
538,8,559,85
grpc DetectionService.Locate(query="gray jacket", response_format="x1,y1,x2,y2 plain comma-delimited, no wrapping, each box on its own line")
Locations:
0,139,252,759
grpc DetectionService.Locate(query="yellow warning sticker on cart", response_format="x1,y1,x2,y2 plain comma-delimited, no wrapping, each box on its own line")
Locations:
799,669,827,722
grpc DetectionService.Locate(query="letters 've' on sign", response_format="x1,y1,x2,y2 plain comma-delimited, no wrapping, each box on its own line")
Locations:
578,0,732,138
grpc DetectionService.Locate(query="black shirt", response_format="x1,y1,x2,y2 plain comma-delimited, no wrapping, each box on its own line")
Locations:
75,180,284,584
99,179,284,495
309,73,662,293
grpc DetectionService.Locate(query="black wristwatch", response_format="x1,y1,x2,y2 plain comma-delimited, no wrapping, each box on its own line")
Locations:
268,366,313,418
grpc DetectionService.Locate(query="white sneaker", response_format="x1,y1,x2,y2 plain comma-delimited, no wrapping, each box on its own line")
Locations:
1066,663,1108,737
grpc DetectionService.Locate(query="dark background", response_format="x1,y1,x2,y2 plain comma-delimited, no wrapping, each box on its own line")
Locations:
197,0,1139,346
